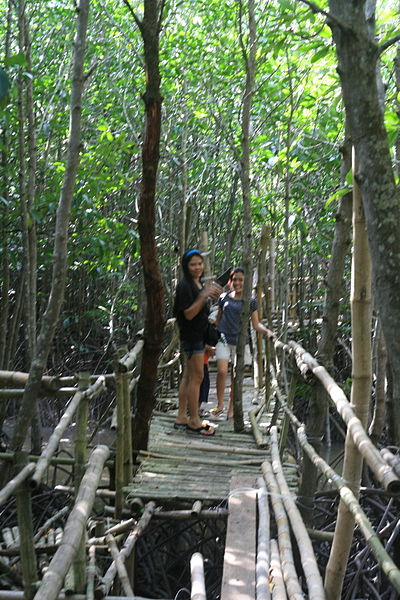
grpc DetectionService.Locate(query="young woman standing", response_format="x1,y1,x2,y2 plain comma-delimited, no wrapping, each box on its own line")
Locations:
212,267,275,419
173,250,222,435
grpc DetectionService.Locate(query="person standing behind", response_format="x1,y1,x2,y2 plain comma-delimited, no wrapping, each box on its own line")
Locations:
211,267,275,420
173,250,222,435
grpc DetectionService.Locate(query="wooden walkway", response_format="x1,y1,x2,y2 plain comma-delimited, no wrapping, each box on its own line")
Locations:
124,372,278,507
123,370,298,600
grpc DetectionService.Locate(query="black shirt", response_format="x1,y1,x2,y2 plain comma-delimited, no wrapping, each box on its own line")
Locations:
173,277,209,343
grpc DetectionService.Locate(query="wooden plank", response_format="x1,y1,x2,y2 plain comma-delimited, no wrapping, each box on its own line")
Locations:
220,473,257,600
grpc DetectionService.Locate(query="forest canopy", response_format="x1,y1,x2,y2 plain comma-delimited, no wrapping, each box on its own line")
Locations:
0,0,399,373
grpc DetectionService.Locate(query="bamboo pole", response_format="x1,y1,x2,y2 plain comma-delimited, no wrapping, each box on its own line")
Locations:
261,460,303,600
73,372,91,593
270,539,288,600
0,462,35,506
269,427,325,600
288,340,400,495
296,425,400,594
0,594,154,600
160,438,268,455
256,478,270,600
190,552,206,600
86,545,96,600
114,346,128,518
119,338,144,372
30,376,106,487
96,500,156,598
325,149,372,599
15,453,38,599
105,533,135,597
139,449,264,466
33,445,110,600
249,401,268,447
122,369,132,485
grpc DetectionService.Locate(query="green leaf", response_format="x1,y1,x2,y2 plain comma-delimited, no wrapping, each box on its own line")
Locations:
325,186,351,208
4,52,28,67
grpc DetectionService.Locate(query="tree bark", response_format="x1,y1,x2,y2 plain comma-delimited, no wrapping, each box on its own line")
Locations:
131,0,166,457
298,191,352,522
2,0,90,475
328,0,400,445
233,0,257,432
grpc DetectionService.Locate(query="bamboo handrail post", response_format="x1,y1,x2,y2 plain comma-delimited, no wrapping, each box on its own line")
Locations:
33,445,110,600
73,371,91,593
256,478,271,600
15,451,39,599
30,376,106,489
113,346,128,519
122,370,132,485
278,373,297,458
190,552,206,600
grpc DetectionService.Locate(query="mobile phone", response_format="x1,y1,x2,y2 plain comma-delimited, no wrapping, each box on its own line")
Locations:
216,267,233,287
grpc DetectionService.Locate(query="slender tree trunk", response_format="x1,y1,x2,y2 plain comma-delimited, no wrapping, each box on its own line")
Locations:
368,320,387,444
324,149,372,600
2,0,90,474
130,0,166,457
233,0,256,432
298,191,352,522
328,0,400,445
0,0,12,372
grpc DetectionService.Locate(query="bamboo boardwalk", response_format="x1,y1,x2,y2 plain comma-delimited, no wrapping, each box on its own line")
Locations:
124,369,298,507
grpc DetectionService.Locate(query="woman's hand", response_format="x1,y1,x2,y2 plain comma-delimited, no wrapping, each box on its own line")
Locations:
203,281,223,300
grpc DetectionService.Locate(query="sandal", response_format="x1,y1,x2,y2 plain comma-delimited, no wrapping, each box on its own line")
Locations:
186,424,215,436
209,407,224,417
173,422,187,431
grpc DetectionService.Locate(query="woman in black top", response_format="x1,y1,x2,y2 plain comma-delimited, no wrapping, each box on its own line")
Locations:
173,249,222,435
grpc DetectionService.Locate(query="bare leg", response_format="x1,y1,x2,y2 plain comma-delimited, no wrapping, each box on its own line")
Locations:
227,364,234,419
176,354,189,424
176,353,214,434
215,358,229,411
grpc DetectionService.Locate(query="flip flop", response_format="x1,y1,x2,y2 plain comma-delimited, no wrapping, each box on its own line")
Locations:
210,407,224,417
186,424,215,436
173,423,187,430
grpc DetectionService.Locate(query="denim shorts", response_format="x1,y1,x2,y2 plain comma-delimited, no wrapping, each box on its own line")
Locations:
181,339,205,356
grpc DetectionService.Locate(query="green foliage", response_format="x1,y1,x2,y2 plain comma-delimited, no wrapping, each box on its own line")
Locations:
1,0,398,370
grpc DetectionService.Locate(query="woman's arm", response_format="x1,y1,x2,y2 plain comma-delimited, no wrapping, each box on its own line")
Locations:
251,310,275,338
183,282,222,321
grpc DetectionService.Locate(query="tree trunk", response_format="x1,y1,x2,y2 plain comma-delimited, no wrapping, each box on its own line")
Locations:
328,0,400,445
2,0,90,474
131,0,166,458
233,0,256,432
298,191,352,522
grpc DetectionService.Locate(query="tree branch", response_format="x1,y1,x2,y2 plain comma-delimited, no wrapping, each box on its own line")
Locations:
378,34,400,56
122,0,143,32
298,0,349,31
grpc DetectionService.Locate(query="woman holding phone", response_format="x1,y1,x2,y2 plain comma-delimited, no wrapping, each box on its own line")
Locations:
173,249,222,435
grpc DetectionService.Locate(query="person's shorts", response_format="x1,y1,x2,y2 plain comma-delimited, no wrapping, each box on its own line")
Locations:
181,339,205,356
215,341,253,365
215,341,236,362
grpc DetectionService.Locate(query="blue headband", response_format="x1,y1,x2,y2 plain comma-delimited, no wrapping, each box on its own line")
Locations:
183,249,201,258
